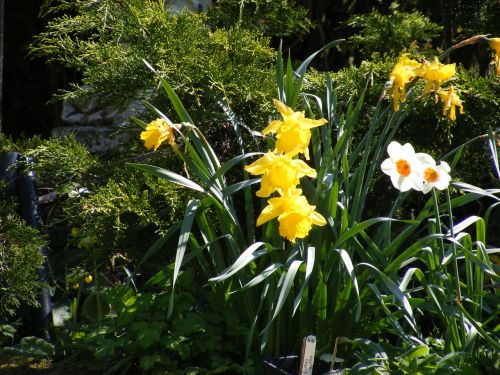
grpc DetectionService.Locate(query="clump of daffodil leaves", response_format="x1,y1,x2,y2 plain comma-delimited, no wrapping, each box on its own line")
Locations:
140,99,328,243
134,37,500,366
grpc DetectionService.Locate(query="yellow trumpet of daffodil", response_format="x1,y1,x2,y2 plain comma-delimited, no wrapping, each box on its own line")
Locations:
488,37,500,76
140,118,177,151
416,57,456,93
436,86,463,121
256,189,326,243
389,55,421,111
244,152,317,197
262,99,327,160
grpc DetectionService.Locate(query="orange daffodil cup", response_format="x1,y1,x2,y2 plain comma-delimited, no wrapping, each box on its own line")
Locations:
380,142,423,192
245,99,327,243
381,141,451,194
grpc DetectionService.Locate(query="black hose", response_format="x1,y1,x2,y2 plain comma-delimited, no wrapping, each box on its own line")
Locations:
0,152,52,340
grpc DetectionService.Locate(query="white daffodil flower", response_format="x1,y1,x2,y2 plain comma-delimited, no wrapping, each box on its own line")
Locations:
381,141,423,192
416,153,451,193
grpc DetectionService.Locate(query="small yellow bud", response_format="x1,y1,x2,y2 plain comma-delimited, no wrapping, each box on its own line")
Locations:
85,275,93,284
73,283,80,290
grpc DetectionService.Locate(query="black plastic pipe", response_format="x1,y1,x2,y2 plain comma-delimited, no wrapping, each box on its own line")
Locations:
0,152,52,340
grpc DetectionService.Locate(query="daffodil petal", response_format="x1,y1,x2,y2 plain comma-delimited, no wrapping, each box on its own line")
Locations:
273,99,294,117
262,120,283,135
256,203,281,226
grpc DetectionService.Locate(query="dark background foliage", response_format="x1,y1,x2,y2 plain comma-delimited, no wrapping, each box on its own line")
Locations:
2,0,499,138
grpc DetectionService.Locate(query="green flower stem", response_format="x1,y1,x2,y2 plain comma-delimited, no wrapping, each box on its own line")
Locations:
445,189,462,299
457,302,500,351
431,189,446,273
93,253,103,325
446,188,465,346
73,285,82,323
438,34,489,60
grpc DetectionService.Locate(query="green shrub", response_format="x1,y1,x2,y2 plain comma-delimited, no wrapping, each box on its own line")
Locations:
0,200,45,319
66,162,189,267
207,0,313,38
1,133,191,297
31,0,276,155
347,11,442,59
0,134,95,187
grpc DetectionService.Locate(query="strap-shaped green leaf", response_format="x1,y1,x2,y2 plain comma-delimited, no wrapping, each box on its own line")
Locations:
362,263,418,334
448,215,482,236
131,116,148,130
295,39,345,78
276,41,285,101
335,217,401,248
223,178,260,196
138,222,182,269
238,263,283,292
452,181,500,201
336,248,361,321
209,242,270,283
265,259,303,331
289,39,345,107
143,59,193,124
292,246,315,316
208,152,263,188
168,199,199,318
128,163,205,193
384,234,443,274
367,283,416,345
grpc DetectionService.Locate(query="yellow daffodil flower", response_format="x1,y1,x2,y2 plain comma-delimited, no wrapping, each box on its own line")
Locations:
416,153,451,194
244,152,317,197
140,118,177,150
416,57,456,93
381,141,423,192
256,189,326,243
436,87,463,121
262,99,327,160
488,37,500,76
389,55,421,111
